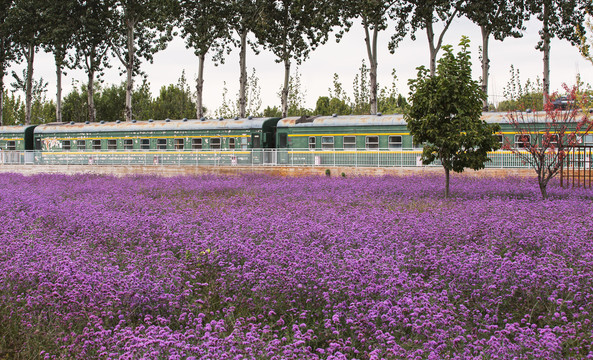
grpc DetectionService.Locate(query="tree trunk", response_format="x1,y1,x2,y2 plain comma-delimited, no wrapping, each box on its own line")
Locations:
239,29,248,118
196,53,205,119
87,69,96,122
427,22,437,77
539,176,549,199
56,59,63,122
0,73,4,126
363,20,378,114
542,1,551,104
425,5,458,77
281,58,290,118
125,21,134,122
24,43,35,125
444,166,450,198
481,26,490,112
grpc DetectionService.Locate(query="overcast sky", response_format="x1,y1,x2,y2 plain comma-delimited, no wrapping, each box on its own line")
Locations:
7,15,593,117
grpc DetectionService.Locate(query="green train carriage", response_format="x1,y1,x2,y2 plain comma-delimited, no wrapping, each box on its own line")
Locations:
34,117,281,165
275,114,417,166
0,125,37,151
0,125,37,164
275,112,593,167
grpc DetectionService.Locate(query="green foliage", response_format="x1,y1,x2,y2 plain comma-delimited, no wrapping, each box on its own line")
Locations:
95,83,126,121
41,0,80,68
179,0,231,61
314,74,351,115
527,0,588,51
214,68,262,119
313,66,406,116
406,37,501,197
151,71,196,120
0,0,19,124
132,79,154,120
1,90,24,124
578,9,593,65
8,71,54,123
60,73,195,122
313,96,350,116
262,106,282,118
377,68,407,114
61,81,89,123
256,0,338,116
464,1,526,41
351,60,369,115
279,69,310,117
498,65,544,111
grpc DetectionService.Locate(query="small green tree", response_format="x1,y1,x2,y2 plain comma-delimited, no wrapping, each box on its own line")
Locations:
406,36,501,198
498,65,544,111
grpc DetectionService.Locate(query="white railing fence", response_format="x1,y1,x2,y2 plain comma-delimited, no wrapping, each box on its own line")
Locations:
0,149,535,168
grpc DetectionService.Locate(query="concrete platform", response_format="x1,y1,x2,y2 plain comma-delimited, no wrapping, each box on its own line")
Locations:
0,165,535,178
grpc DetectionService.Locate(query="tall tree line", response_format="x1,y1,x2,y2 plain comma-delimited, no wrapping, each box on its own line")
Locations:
0,0,591,126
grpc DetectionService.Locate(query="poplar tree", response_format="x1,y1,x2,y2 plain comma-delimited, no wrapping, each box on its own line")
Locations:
339,0,410,114
526,0,588,102
179,0,232,119
255,0,337,117
73,0,116,122
111,0,175,121
0,0,17,126
229,0,263,118
9,0,46,125
42,0,80,122
463,0,527,111
407,0,467,77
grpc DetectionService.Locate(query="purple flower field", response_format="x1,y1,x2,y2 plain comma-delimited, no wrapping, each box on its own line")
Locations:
1,173,593,359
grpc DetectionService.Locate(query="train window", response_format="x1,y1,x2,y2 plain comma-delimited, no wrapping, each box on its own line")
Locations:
569,134,580,145
92,139,102,151
210,138,221,149
107,139,117,150
241,137,248,150
321,136,334,149
174,138,184,150
157,139,167,150
366,136,379,150
495,135,504,146
77,140,86,150
192,138,202,150
388,136,402,149
278,133,288,148
140,139,150,150
252,134,261,148
544,134,559,147
229,138,235,149
308,136,316,150
343,136,356,149
63,140,71,151
123,139,133,150
514,134,531,148
7,141,16,150
584,135,593,145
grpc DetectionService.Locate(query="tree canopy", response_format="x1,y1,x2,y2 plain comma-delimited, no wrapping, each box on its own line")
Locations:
463,0,528,110
255,0,338,117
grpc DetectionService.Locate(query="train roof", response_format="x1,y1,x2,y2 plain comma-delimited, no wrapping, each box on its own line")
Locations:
278,114,407,128
34,117,280,134
278,111,571,128
0,124,37,134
